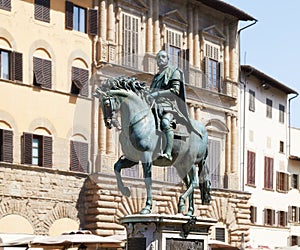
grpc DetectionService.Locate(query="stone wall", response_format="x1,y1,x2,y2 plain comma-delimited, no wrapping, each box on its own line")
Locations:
0,162,87,235
85,173,251,247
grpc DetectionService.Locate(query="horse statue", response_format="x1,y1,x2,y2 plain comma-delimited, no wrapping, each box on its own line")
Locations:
94,76,211,216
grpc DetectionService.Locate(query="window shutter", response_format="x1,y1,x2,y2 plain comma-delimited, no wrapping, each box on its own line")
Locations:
35,0,50,22
276,171,280,190
88,8,98,36
80,68,89,97
12,52,23,82
22,133,33,164
179,49,189,83
42,135,52,167
0,0,11,11
65,1,74,30
1,129,13,163
70,141,88,173
203,56,209,88
272,209,275,225
43,59,52,89
33,57,44,86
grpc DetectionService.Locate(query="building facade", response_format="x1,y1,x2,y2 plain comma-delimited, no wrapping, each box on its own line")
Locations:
0,0,258,248
240,65,300,248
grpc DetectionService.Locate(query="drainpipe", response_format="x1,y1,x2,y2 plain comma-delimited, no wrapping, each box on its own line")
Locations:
288,93,299,156
237,20,257,191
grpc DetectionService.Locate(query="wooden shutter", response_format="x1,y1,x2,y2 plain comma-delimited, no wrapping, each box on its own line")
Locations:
203,56,209,88
65,1,74,30
72,67,89,97
42,135,52,167
22,133,33,164
179,49,189,83
70,141,88,173
43,59,52,89
0,0,11,11
35,0,50,22
11,51,23,82
0,129,13,163
33,57,52,88
88,8,98,36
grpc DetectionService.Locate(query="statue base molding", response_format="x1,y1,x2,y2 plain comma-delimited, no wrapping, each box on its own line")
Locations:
119,214,216,250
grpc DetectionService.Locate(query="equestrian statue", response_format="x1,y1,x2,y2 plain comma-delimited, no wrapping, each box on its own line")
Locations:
94,50,211,216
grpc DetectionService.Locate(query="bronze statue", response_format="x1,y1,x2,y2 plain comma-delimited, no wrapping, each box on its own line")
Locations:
150,50,187,163
94,52,211,216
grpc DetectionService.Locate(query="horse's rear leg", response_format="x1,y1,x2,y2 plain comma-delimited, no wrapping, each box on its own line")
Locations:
198,158,212,205
178,165,198,216
114,155,137,197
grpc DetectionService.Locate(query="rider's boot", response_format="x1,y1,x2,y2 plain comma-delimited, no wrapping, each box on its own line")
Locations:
160,129,174,163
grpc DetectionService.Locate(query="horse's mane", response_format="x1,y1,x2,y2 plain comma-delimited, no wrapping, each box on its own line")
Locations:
101,76,149,97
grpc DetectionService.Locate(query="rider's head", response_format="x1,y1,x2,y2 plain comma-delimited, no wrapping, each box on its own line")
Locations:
156,50,169,69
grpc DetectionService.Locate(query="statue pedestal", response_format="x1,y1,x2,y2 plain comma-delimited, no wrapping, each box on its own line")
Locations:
119,214,216,250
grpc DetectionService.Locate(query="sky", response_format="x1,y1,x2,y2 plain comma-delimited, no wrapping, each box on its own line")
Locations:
224,0,300,128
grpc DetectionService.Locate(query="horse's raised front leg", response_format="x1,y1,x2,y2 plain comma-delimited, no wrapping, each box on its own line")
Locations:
178,165,198,216
140,152,153,214
114,155,137,197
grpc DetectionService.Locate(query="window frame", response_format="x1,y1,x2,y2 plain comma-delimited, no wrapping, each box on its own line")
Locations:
266,98,272,118
264,156,274,190
278,210,287,227
279,104,285,123
121,12,139,69
292,174,298,189
249,89,255,111
247,150,256,186
264,208,275,226
250,206,257,224
22,132,52,167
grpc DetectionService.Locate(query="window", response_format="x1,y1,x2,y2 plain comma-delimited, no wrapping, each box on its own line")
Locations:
250,206,257,224
264,156,273,190
207,139,221,188
264,208,275,226
278,211,287,227
292,174,298,189
0,129,13,163
289,206,300,223
22,133,52,167
279,141,284,153
0,0,11,11
0,50,9,79
71,66,89,97
247,151,256,185
215,228,225,242
249,89,255,111
34,0,50,23
122,13,139,68
266,98,272,118
279,104,285,123
70,140,88,173
290,236,299,246
33,56,52,89
164,29,189,81
276,172,289,192
65,1,98,35
204,44,222,92
0,50,22,81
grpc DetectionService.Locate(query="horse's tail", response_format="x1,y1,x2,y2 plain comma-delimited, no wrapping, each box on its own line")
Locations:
198,147,211,205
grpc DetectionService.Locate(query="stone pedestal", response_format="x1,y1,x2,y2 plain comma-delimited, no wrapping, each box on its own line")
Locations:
119,214,216,250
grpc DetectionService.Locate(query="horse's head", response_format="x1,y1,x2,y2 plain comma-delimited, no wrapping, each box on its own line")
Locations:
94,87,121,129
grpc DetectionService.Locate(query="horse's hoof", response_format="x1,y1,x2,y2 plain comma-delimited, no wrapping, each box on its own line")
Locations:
185,210,194,216
140,206,152,214
120,187,131,197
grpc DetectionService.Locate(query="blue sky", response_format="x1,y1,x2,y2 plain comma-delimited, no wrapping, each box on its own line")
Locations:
225,0,300,128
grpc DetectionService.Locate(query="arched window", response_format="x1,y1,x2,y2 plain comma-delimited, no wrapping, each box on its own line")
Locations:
70,59,89,97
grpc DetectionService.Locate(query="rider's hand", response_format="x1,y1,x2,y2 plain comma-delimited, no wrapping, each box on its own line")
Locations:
151,91,159,98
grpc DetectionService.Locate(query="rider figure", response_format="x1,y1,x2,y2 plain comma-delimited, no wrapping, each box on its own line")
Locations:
150,50,189,163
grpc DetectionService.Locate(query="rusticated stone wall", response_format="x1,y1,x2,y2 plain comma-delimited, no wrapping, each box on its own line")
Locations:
0,163,87,235
85,173,251,247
